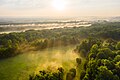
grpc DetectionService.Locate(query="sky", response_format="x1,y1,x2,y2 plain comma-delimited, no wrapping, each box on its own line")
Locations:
0,0,120,17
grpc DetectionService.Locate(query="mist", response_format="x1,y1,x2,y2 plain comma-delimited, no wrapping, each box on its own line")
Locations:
0,46,79,80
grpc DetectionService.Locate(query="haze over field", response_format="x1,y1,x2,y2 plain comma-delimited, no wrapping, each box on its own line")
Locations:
0,46,79,80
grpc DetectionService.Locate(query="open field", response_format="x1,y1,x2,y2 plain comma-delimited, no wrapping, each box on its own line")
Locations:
0,45,78,80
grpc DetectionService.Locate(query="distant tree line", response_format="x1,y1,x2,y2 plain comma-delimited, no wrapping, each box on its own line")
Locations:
0,22,120,59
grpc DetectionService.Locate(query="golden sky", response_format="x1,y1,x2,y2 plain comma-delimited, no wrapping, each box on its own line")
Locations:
0,0,120,17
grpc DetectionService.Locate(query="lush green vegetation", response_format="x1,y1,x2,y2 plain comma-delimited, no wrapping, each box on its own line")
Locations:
31,39,120,80
0,22,120,59
29,67,64,80
0,22,120,80
0,46,78,80
77,38,120,80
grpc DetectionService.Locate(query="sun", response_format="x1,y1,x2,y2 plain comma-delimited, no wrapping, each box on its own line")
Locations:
52,0,67,11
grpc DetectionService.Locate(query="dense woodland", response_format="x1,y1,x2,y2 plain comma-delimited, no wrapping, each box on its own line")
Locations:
29,38,120,80
0,22,120,58
0,22,120,80
76,38,120,80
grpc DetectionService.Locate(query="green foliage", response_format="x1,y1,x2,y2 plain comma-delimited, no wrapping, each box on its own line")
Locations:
66,68,76,80
95,66,114,80
103,39,116,50
32,39,48,49
75,38,101,57
96,48,114,59
116,50,120,55
101,59,115,69
114,55,120,63
0,44,20,59
90,44,99,54
0,22,120,59
116,42,120,50
29,67,64,80
76,58,82,65
88,44,99,59
80,70,86,80
0,22,120,80
79,39,120,80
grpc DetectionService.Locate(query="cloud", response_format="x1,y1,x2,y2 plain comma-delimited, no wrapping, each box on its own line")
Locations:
0,0,120,9
0,0,50,9
0,0,119,16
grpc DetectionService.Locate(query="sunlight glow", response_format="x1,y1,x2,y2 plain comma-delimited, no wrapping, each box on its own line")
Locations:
52,0,67,11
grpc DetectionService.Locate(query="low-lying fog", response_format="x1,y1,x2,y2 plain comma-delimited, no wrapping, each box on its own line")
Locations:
0,21,91,34
0,46,79,80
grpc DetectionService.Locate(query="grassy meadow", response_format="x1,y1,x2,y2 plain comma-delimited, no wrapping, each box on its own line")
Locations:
0,45,79,80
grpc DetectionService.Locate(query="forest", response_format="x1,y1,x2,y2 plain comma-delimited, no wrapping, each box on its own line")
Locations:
0,22,120,80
